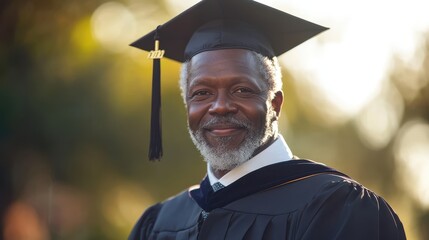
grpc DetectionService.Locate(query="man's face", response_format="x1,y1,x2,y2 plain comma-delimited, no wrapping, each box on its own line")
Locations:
185,49,282,171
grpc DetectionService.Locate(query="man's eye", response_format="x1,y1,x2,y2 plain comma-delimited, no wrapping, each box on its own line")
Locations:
190,90,211,98
234,88,253,93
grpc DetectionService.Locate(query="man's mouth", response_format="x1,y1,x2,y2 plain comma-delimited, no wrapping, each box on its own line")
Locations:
204,123,246,137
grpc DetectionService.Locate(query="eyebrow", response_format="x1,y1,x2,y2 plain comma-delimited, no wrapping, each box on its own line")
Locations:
187,77,212,90
188,75,264,89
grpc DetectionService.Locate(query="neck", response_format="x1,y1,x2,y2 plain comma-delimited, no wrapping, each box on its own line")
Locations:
211,167,230,179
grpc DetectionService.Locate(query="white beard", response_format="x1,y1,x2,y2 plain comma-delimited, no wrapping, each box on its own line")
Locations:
188,107,277,171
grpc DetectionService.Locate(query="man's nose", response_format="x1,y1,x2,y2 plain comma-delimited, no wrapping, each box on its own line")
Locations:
208,92,238,115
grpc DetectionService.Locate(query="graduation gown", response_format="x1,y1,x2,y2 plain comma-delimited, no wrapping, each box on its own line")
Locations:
129,160,406,240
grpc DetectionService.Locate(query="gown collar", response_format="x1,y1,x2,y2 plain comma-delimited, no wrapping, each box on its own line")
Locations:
191,159,348,212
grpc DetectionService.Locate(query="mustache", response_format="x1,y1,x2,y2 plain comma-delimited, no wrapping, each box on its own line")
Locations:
200,115,251,129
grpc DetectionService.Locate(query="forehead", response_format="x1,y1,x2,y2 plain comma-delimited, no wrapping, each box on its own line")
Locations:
188,49,262,81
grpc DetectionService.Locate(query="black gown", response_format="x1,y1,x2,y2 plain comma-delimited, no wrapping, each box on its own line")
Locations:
129,159,406,240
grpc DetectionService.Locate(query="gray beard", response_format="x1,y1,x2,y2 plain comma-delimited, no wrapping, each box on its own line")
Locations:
188,108,277,171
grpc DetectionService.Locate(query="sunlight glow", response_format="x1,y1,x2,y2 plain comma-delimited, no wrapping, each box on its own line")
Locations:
278,0,429,119
354,83,404,149
394,120,429,207
91,2,137,53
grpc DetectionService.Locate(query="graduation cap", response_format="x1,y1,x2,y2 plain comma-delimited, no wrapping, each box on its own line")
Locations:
130,0,328,161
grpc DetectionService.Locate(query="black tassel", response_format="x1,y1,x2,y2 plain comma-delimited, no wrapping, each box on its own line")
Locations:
148,26,164,161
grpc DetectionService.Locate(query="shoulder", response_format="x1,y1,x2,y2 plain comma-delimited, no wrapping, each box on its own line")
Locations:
222,173,351,214
220,172,405,239
128,190,201,240
309,175,399,220
295,174,406,240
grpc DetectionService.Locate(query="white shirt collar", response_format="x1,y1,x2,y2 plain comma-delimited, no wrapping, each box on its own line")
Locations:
207,134,293,187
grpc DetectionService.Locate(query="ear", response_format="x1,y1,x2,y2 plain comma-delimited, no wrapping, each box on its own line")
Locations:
271,90,283,118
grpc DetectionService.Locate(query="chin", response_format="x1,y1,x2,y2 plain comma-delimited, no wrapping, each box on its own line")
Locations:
190,129,261,171
205,135,246,150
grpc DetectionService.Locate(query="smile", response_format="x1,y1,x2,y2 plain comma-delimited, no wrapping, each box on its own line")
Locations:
204,124,246,137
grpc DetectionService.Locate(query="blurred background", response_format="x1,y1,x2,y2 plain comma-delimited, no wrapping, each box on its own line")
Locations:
1,0,428,239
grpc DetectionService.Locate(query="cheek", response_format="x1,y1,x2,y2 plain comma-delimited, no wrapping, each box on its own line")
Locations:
256,107,269,125
240,102,268,125
187,103,208,130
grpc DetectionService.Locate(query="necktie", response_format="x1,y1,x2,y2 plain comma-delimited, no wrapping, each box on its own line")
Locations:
212,182,225,192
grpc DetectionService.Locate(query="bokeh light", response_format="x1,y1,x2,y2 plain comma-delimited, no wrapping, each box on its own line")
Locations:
394,120,429,207
354,83,404,149
91,2,137,53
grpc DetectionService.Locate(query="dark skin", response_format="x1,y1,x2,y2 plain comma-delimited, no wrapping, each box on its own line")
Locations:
186,49,284,179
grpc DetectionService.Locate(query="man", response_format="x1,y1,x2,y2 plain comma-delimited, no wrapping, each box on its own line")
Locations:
129,0,406,239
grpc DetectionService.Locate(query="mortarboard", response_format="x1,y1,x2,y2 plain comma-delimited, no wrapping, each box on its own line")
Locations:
130,0,328,161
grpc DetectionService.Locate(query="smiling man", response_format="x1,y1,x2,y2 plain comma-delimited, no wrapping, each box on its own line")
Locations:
128,0,406,239
186,49,282,176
